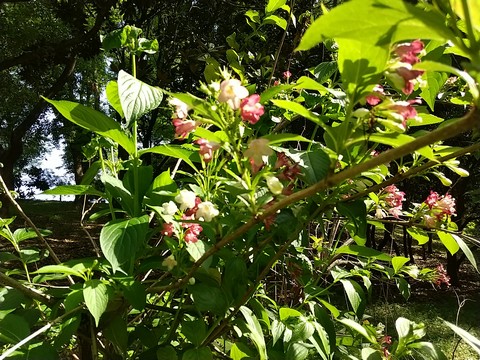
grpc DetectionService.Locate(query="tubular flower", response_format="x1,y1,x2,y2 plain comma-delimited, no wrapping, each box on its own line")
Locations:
161,223,175,237
422,191,456,228
381,185,405,219
196,138,220,163
169,98,190,119
366,84,385,106
240,94,264,124
218,79,249,109
172,118,198,139
183,223,203,243
376,98,421,131
175,189,197,211
394,39,424,65
244,138,273,169
195,201,219,222
283,70,292,79
161,201,178,216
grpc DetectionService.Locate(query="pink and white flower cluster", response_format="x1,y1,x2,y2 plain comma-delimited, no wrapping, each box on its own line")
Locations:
379,184,406,218
161,189,219,244
422,191,456,228
218,79,264,124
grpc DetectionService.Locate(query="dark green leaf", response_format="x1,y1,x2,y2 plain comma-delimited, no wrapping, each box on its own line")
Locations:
183,347,213,360
182,319,207,346
0,313,30,344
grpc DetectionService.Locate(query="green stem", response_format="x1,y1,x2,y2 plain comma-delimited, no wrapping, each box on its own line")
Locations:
131,53,140,217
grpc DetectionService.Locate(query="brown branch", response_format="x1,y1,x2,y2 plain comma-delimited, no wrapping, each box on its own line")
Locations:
0,271,54,305
147,107,480,294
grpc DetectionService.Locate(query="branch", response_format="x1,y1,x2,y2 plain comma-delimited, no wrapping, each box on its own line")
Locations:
147,107,480,294
0,271,53,305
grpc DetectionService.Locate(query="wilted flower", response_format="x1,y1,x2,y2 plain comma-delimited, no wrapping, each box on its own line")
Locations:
162,255,177,271
169,98,190,119
175,189,197,211
266,176,284,195
196,138,220,163
244,138,273,168
172,118,198,139
240,94,264,124
218,79,249,109
195,201,219,222
161,201,178,215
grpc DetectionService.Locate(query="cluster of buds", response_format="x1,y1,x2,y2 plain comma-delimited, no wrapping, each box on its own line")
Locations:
434,264,451,287
160,189,219,245
386,39,425,95
375,185,406,219
422,191,456,228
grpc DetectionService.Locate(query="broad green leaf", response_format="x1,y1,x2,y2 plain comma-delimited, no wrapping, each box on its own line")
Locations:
139,145,198,172
364,133,435,161
182,319,207,347
437,231,459,255
43,185,104,197
299,147,330,185
396,277,411,301
54,315,81,349
294,76,328,94
245,10,261,24
271,320,286,346
230,342,255,360
101,173,135,216
444,321,480,356
106,80,124,118
296,0,452,51
104,315,128,355
337,39,389,103
0,288,26,310
156,346,178,360
420,70,448,111
409,112,444,127
286,342,309,360
190,284,228,315
338,318,377,344
117,277,146,310
183,347,213,360
266,0,286,13
395,317,413,340
222,257,248,302
334,244,391,262
83,279,110,327
340,279,366,318
263,15,287,30
407,227,430,245
279,307,302,321
453,234,478,271
271,99,323,124
392,256,410,274
239,306,268,360
100,215,150,274
409,342,447,360
168,92,221,122
337,200,367,245
12,228,50,243
43,98,135,155
312,61,338,84
291,319,315,342
0,313,30,344
102,27,128,51
451,0,480,32
361,348,382,360
117,70,163,127
260,84,294,103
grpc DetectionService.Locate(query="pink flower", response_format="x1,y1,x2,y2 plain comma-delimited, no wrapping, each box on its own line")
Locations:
425,191,439,209
283,70,292,79
436,194,456,216
172,118,198,139
366,84,385,106
184,223,203,243
169,98,190,119
382,185,405,219
423,214,437,228
434,264,450,287
218,79,249,109
240,94,265,124
394,40,424,65
184,197,202,217
161,223,175,237
244,138,273,169
196,138,220,163
395,66,425,95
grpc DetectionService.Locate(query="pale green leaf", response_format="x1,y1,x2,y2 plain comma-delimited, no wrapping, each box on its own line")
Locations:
106,80,124,118
437,231,460,255
83,279,110,326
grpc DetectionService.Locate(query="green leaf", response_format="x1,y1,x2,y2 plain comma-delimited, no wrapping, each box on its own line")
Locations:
337,39,389,103
271,320,286,346
294,76,328,94
43,98,135,155
395,277,411,301
338,318,377,344
33,264,85,279
437,231,460,255
299,146,330,185
361,348,382,360
453,234,478,271
279,307,302,321
286,342,309,360
182,319,207,347
392,256,410,274
100,215,150,274
117,277,146,310
0,288,27,311
245,10,261,24
340,279,366,318
102,27,128,51
365,133,435,161
106,80,124,118
334,244,391,262
83,279,110,326
190,284,228,315
0,313,30,344
239,306,268,360
291,319,315,342
43,185,104,197
104,315,128,355
312,61,338,84
262,133,310,145
101,173,135,216
117,70,163,127
451,0,480,32
444,321,480,356
337,200,367,245
139,145,198,172
266,0,286,13
13,228,50,243
263,15,287,30
183,347,213,360
296,0,452,51
230,342,256,360
54,315,81,349
156,346,178,360
409,342,447,360
407,227,430,245
409,112,444,127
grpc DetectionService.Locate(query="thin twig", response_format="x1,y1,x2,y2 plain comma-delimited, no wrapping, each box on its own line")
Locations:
0,271,54,305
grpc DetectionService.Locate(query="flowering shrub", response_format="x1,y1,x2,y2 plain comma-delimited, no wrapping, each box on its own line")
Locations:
1,1,480,359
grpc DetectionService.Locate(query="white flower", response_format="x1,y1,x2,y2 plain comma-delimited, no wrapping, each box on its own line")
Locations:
161,201,178,215
162,255,177,271
195,201,219,222
174,189,197,211
218,79,249,109
169,98,190,119
266,176,283,195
